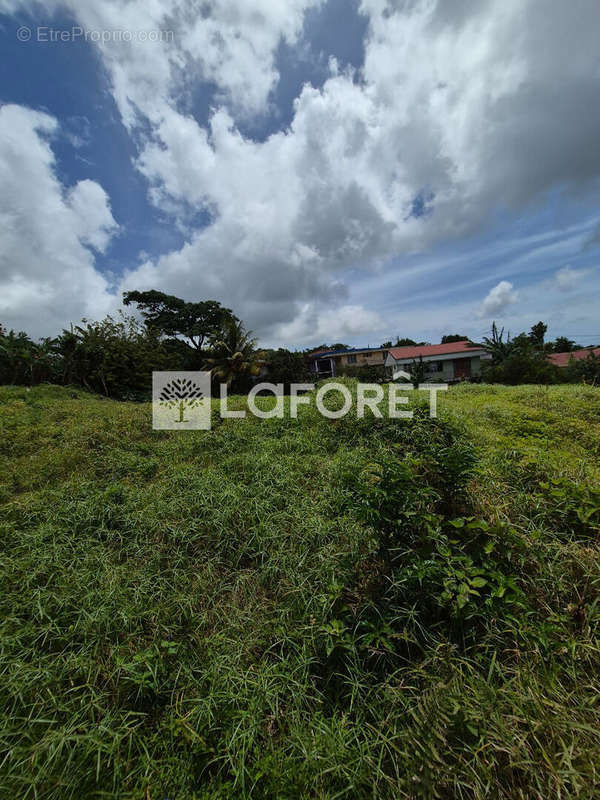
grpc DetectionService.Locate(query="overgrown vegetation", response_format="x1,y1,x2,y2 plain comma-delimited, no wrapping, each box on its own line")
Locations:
481,320,600,385
1,381,600,798
2,307,598,394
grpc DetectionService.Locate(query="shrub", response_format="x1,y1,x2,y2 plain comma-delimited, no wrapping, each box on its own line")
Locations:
261,348,311,389
339,363,386,381
55,314,172,399
482,353,562,384
564,350,600,384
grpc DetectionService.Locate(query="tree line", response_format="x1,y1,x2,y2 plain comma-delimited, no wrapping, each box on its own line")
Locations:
0,290,311,398
1,294,598,396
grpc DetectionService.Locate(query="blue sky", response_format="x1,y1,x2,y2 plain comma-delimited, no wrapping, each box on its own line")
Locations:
0,0,599,347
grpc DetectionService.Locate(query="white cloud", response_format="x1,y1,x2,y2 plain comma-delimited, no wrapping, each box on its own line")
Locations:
554,265,592,291
0,104,117,336
478,280,518,317
2,0,600,341
274,303,386,347
67,180,120,252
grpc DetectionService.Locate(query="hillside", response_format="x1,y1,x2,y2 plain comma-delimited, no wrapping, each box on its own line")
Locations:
1,383,600,799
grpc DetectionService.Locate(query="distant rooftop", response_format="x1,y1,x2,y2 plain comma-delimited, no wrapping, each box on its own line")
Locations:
314,346,389,359
388,340,483,360
548,347,600,367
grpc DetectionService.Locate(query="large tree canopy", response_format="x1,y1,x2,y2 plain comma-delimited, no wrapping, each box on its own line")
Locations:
122,290,237,351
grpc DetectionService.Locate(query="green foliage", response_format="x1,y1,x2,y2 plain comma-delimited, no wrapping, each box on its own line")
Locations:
409,354,427,387
330,342,350,350
564,350,600,384
548,335,580,353
261,348,310,388
529,320,547,349
0,328,60,385
1,382,600,798
339,363,386,381
394,336,418,346
537,476,600,537
331,424,515,639
204,318,262,391
441,333,468,343
481,321,515,364
55,314,171,399
122,289,236,353
482,352,562,384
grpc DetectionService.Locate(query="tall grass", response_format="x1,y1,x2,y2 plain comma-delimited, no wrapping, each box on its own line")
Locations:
1,382,599,798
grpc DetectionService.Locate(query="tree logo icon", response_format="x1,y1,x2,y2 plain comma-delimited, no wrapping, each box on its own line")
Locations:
153,371,212,430
159,377,204,423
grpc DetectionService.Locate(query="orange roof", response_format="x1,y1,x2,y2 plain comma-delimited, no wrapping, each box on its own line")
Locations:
388,340,483,360
548,347,600,367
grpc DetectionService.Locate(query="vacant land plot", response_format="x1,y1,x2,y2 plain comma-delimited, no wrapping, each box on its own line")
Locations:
1,382,599,799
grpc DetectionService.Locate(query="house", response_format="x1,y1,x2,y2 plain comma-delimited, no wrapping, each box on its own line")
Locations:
548,347,600,367
311,346,390,378
385,340,490,382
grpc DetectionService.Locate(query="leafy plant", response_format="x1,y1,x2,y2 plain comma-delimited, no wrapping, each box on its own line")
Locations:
204,318,262,390
537,476,600,537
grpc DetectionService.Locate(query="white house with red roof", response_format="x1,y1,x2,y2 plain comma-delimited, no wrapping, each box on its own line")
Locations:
385,340,490,381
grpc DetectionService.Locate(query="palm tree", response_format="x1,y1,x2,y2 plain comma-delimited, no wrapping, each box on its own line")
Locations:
204,319,262,388
480,322,515,365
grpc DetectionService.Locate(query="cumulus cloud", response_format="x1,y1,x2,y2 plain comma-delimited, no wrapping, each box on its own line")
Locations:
67,180,120,252
0,104,118,336
2,0,600,340
479,280,518,317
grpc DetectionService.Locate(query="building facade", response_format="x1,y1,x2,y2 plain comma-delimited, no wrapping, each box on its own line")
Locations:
385,341,490,381
311,347,390,378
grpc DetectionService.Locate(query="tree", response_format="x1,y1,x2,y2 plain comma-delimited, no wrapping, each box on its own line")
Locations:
441,334,467,344
54,314,170,399
204,319,262,390
394,337,417,347
550,336,578,353
529,321,547,349
409,356,427,388
262,348,310,388
380,341,393,349
123,290,236,352
481,322,515,364
0,328,59,385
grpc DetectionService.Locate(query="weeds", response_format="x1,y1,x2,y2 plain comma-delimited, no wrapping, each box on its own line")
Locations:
1,382,600,798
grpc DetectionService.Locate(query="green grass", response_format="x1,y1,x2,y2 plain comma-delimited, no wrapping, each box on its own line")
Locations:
1,382,600,798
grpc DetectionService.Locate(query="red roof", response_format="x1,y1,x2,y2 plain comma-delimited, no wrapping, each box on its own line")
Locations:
548,347,600,367
388,340,483,360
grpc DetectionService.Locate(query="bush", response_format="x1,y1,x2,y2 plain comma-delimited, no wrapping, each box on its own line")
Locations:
261,348,311,390
0,329,61,386
55,314,172,399
564,351,600,384
482,353,562,384
339,363,386,381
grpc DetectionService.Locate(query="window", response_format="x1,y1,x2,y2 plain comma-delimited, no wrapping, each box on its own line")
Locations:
381,351,388,360
364,352,371,358
427,361,443,372
347,354,357,363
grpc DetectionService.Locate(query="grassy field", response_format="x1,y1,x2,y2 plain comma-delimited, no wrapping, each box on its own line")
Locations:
1,382,600,799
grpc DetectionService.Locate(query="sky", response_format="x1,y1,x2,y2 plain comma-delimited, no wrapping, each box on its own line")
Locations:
0,0,599,349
